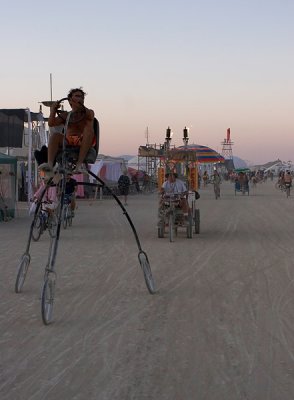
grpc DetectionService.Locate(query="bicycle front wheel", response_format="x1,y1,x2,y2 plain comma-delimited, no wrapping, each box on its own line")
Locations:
32,214,42,242
138,251,156,294
41,276,55,325
15,253,31,293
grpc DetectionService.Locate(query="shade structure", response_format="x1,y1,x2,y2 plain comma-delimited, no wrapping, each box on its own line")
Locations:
168,144,225,164
234,168,250,173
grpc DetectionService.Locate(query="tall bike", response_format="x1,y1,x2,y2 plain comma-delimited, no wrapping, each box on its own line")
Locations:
15,97,155,325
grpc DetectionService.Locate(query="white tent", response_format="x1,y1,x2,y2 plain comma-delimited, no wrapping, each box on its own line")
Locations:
127,155,149,172
89,156,127,183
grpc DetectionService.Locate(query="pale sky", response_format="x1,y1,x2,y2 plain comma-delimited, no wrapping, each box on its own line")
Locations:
1,0,293,164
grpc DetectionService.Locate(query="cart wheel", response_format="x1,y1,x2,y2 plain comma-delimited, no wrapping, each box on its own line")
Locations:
194,209,200,234
169,213,174,242
158,226,164,238
187,214,193,238
41,275,56,325
158,220,165,238
138,251,156,294
15,253,31,293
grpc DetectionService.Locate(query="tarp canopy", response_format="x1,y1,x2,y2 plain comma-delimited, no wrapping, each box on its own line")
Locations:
0,109,42,148
234,168,251,173
168,144,225,164
0,152,17,164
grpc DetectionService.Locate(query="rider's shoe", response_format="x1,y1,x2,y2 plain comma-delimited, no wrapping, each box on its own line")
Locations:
72,164,87,174
38,163,58,180
39,162,53,174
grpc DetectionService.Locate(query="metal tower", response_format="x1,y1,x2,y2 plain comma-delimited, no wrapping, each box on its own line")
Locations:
221,128,234,160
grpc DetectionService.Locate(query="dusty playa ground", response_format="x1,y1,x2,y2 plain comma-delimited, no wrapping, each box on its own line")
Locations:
1,180,294,400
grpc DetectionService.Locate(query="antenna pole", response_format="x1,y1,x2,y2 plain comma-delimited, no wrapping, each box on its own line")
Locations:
145,126,149,145
50,73,53,101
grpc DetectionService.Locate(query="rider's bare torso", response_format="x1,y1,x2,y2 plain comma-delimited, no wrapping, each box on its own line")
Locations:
54,109,94,137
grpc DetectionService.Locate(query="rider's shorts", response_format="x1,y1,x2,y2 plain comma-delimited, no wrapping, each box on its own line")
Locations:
66,134,96,147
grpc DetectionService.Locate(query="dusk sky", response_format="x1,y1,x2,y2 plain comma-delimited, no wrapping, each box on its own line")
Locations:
1,0,293,164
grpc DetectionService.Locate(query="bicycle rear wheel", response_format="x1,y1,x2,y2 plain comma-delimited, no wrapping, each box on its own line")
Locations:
63,206,68,229
68,208,73,227
48,213,57,238
15,253,31,293
138,251,156,294
41,275,55,325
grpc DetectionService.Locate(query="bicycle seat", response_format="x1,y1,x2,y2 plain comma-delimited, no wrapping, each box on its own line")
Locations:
34,118,100,166
56,117,100,165
58,146,97,164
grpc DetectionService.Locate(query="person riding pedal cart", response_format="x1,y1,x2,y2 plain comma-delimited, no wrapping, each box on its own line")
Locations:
160,172,189,216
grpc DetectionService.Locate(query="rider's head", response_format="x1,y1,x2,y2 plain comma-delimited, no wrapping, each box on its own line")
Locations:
68,88,86,107
168,173,176,182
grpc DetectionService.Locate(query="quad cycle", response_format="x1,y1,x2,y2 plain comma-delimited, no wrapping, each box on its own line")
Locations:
275,180,291,198
157,191,200,242
15,97,156,325
234,180,249,195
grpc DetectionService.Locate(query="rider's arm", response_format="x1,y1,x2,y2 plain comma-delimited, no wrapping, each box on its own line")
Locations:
48,101,66,127
85,108,95,121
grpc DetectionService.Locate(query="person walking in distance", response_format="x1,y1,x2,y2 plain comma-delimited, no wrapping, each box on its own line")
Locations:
118,171,131,206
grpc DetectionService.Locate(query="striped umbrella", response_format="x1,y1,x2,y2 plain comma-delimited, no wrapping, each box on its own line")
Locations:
168,144,225,164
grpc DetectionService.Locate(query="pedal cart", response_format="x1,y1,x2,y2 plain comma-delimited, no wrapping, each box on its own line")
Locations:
157,150,201,242
158,192,193,241
234,168,250,196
